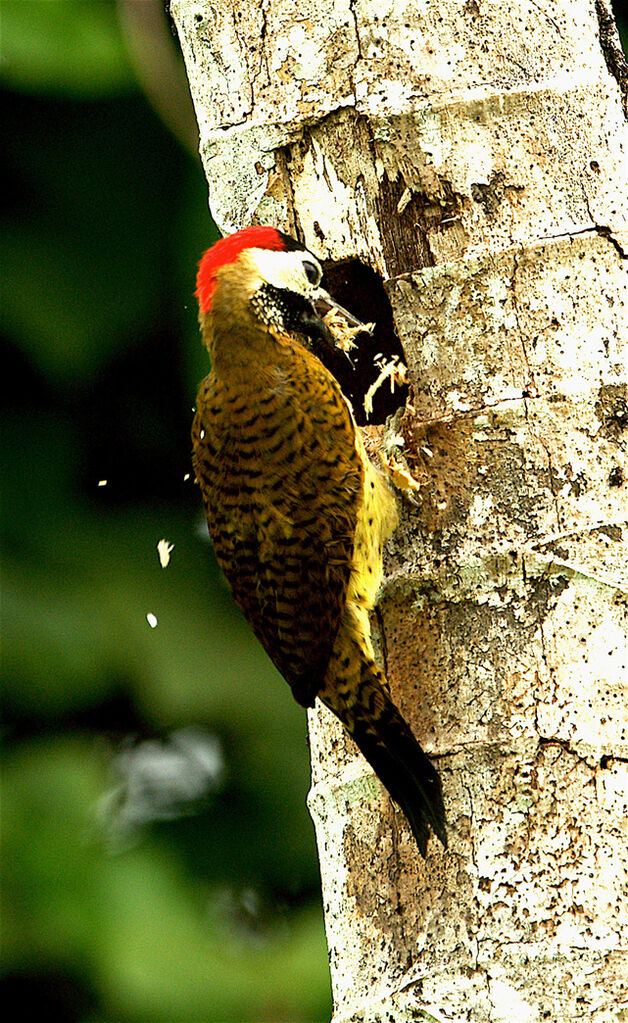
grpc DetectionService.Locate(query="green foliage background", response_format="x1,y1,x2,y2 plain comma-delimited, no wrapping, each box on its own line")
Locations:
1,2,331,1020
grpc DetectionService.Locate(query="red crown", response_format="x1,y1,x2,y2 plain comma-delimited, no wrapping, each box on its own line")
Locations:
196,226,287,313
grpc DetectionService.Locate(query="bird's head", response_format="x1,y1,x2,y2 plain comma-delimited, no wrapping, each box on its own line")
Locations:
196,226,367,351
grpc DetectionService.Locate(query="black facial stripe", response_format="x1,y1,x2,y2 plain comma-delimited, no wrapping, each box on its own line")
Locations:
251,284,311,330
250,284,333,347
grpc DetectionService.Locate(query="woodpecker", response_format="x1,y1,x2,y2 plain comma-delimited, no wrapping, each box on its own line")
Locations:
192,226,447,856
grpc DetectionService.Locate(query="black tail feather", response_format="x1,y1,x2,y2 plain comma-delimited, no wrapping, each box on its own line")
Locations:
348,699,447,857
321,647,447,856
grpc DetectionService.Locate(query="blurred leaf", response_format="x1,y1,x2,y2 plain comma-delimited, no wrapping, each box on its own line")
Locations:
3,738,331,1021
2,738,104,969
0,0,134,97
99,849,330,1021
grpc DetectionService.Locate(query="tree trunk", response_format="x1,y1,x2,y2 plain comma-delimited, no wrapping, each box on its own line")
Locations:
171,1,628,1019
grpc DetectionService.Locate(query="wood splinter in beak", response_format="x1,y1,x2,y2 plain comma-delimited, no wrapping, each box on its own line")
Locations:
322,306,375,354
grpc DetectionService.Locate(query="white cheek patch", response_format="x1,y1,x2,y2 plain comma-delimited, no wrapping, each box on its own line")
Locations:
245,247,322,297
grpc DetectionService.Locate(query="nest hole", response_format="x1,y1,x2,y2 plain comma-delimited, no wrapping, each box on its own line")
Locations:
317,258,408,426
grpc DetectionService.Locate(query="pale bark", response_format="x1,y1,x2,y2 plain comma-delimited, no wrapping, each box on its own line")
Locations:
171,1,628,1020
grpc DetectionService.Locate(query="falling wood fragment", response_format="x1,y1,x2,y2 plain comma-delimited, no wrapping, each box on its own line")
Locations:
157,539,175,568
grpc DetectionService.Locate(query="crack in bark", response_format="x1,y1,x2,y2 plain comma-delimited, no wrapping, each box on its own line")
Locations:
253,0,272,90
535,613,550,730
527,0,564,37
319,149,334,193
537,735,627,770
581,190,628,260
413,392,533,430
511,248,538,397
275,146,300,238
386,812,408,974
502,52,533,78
539,221,627,258
348,0,363,60
590,223,628,260
541,443,564,532
461,778,483,978
429,739,627,764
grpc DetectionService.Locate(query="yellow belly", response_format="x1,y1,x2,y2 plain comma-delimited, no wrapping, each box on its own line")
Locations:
344,432,398,659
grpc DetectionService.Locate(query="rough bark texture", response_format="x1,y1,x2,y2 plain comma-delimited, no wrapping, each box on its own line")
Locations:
171,1,628,1019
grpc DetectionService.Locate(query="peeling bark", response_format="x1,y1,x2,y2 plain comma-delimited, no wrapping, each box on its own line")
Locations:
172,1,628,1019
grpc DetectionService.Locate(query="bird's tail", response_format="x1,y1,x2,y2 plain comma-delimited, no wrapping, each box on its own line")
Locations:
320,643,447,857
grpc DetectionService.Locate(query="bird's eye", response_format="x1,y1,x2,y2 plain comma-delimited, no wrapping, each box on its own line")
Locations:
302,260,321,286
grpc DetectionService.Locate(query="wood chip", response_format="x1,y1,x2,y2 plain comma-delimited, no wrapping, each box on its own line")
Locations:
323,308,374,352
363,355,409,417
157,539,175,568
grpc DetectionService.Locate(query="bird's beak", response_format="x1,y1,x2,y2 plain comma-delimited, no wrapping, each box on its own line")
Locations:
294,289,372,353
298,290,372,354
313,292,372,334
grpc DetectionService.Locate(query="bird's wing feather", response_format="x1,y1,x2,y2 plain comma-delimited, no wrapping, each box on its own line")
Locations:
193,355,362,707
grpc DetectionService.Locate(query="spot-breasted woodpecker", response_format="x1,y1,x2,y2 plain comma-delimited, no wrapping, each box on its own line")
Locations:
192,226,447,856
